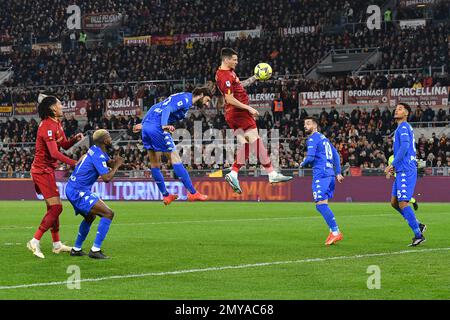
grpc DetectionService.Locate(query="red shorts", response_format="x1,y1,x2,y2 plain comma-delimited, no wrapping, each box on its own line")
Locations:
225,112,257,131
31,170,59,199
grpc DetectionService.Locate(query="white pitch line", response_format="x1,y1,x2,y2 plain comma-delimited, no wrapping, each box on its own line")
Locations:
1,247,449,290
0,213,397,231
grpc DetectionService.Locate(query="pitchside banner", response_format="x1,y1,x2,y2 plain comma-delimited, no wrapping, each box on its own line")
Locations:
0,103,13,117
346,89,389,106
14,102,37,116
61,100,89,119
105,98,143,117
389,87,449,108
1,177,450,202
299,91,344,107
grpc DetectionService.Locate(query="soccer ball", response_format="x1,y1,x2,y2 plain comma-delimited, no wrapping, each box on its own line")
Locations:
254,63,272,81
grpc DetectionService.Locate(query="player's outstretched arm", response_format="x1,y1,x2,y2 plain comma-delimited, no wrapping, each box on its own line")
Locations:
46,140,77,167
101,155,124,183
241,75,257,88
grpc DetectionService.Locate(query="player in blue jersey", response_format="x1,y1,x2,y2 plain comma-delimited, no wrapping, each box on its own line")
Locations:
384,103,426,246
300,117,344,245
66,129,124,259
133,87,212,205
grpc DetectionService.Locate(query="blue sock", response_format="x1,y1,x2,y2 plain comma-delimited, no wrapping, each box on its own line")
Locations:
173,163,196,194
74,220,91,249
316,204,339,233
395,206,421,225
93,218,112,250
401,206,422,237
151,168,169,197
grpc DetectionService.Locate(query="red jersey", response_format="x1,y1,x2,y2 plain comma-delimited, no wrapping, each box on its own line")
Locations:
31,118,76,173
215,67,250,116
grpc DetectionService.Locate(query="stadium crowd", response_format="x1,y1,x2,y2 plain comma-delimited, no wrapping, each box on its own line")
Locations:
1,104,449,177
0,0,449,177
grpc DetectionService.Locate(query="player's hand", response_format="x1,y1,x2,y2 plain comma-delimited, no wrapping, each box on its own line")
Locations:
73,133,84,141
384,165,394,178
336,174,344,183
248,107,259,118
133,124,142,133
299,162,304,168
114,155,124,167
162,125,176,133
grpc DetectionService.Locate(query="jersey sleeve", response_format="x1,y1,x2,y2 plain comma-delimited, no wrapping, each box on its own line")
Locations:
38,122,57,143
92,152,110,176
399,124,411,143
302,135,318,166
216,72,234,95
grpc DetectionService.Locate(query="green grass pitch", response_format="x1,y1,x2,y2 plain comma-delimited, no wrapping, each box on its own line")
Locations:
0,201,449,299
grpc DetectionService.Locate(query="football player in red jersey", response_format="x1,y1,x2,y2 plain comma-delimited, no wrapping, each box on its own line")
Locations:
215,48,292,194
27,94,84,258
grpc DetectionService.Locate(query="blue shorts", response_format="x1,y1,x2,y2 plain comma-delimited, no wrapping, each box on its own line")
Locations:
65,185,100,217
142,124,176,152
312,176,335,202
391,170,417,202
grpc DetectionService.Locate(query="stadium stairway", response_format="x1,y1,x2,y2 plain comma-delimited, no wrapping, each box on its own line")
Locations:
305,48,381,80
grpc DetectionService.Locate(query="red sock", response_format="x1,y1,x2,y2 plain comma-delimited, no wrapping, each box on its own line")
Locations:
232,143,250,173
33,204,63,241
250,138,274,173
51,217,60,242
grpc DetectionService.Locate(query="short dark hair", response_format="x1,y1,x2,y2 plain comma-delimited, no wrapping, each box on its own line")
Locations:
38,96,58,120
221,47,238,60
398,102,411,116
192,86,213,98
304,116,319,125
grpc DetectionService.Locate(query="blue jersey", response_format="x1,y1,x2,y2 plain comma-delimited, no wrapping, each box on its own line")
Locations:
392,121,417,172
143,92,193,126
67,145,110,191
303,132,341,178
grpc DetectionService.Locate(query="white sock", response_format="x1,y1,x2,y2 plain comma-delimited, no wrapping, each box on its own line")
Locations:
230,170,238,178
268,171,278,179
332,231,340,236
91,246,101,252
53,241,62,249
31,238,40,245
73,247,82,251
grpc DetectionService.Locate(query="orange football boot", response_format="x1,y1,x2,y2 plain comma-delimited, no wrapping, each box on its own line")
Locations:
187,191,208,201
163,194,178,206
325,232,343,245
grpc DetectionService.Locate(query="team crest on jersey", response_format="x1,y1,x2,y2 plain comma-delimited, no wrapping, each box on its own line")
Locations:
47,130,52,137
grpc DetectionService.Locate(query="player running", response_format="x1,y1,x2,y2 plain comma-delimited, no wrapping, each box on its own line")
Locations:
215,48,292,194
133,87,211,205
66,129,124,259
385,103,426,246
27,94,84,259
300,117,344,245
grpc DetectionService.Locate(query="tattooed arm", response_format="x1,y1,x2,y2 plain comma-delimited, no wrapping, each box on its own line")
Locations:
241,75,258,88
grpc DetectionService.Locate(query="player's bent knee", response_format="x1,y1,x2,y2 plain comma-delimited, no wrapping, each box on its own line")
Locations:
105,209,115,220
